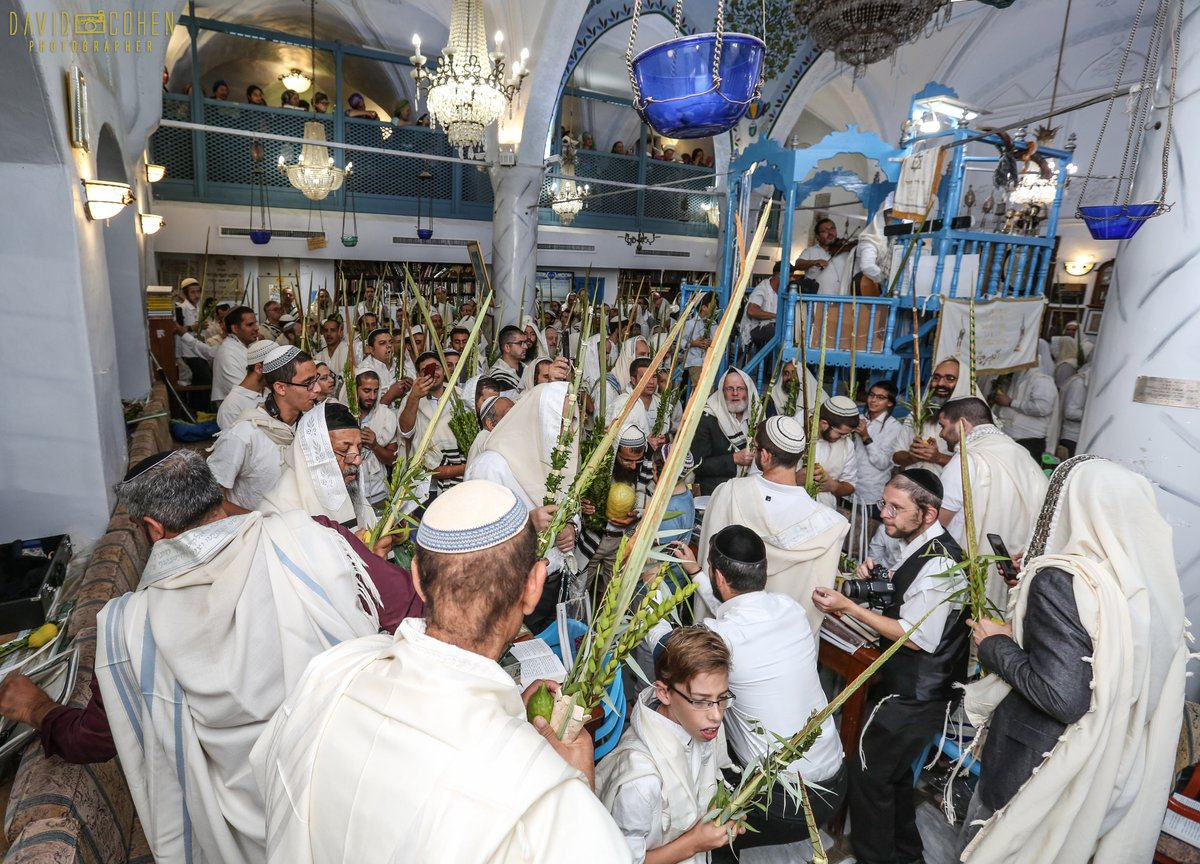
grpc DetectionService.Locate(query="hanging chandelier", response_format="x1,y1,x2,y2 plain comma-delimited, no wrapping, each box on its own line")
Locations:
550,139,589,225
1008,170,1058,207
278,122,352,201
410,0,530,155
792,0,950,77
279,69,311,92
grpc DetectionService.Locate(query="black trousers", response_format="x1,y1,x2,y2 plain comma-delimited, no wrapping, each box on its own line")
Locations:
711,763,848,862
1058,438,1077,458
1015,437,1046,462
849,696,949,864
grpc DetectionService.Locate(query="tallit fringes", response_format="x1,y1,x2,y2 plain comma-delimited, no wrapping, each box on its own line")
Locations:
858,694,898,771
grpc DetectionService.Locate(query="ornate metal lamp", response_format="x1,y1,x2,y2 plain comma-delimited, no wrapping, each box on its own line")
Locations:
792,0,951,77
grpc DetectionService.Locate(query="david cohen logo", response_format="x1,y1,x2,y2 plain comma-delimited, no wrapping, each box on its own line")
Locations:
10,9,176,53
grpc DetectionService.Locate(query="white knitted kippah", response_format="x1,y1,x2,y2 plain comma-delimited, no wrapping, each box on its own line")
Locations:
416,480,530,553
764,415,806,454
246,340,278,367
823,394,860,421
263,345,301,373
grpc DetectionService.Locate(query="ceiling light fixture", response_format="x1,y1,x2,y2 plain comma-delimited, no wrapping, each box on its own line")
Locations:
410,0,531,156
81,179,134,220
1063,259,1096,277
278,122,351,201
279,69,312,93
145,163,166,183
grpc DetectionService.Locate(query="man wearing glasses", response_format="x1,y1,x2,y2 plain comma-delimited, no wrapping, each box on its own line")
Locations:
486,325,530,390
208,345,320,509
678,524,847,861
813,469,967,864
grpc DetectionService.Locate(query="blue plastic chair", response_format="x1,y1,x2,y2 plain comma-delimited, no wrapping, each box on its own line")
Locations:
913,732,982,785
535,619,627,761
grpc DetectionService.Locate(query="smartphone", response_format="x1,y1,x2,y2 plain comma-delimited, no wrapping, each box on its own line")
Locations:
987,533,1020,582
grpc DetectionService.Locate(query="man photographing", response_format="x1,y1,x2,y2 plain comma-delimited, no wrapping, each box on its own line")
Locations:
812,469,967,864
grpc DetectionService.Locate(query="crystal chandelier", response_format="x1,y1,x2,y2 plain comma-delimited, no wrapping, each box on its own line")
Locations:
1008,170,1058,206
278,122,351,201
550,139,589,225
410,0,530,156
792,0,951,77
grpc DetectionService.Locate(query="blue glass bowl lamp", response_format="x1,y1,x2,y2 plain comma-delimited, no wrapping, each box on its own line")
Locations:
1078,203,1160,241
249,229,272,245
631,32,765,139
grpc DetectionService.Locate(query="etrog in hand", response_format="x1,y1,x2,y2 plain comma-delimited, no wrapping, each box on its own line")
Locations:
526,683,554,724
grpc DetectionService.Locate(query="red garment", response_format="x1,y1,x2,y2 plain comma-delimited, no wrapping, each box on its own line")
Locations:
38,516,422,764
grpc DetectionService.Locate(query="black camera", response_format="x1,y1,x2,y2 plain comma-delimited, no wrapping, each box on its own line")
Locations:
840,564,894,607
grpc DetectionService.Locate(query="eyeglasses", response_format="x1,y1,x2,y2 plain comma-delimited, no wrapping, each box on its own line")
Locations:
877,499,915,517
930,373,959,383
333,447,362,462
282,376,322,391
670,685,735,711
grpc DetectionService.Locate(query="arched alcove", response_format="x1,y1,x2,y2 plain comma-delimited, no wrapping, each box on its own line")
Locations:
95,125,152,399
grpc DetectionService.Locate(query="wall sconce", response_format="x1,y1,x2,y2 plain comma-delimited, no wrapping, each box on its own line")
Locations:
145,163,166,183
81,180,134,220
1063,259,1096,277
140,213,165,235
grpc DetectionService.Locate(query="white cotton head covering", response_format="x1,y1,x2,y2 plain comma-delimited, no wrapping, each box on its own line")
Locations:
480,381,577,505
519,356,552,392
614,336,650,391
962,455,1187,864
1036,338,1055,377
764,415,806,456
415,480,529,553
1051,335,1079,370
295,404,354,517
704,367,759,439
521,315,550,358
246,339,279,368
180,277,200,290
771,362,826,420
930,354,978,401
264,345,301,373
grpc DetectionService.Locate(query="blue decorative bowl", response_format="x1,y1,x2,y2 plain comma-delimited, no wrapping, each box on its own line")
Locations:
341,234,359,247
632,32,765,139
249,229,272,245
1078,203,1159,240
417,228,433,240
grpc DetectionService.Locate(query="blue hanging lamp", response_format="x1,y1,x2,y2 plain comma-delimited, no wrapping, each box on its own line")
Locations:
1075,0,1178,241
248,139,272,245
626,0,764,139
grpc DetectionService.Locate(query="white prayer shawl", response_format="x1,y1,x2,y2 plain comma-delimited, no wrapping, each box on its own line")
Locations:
252,618,629,864
812,435,853,509
520,356,553,392
357,404,399,503
903,354,977,474
521,315,551,358
703,368,759,449
995,357,1059,444
581,334,616,390
770,366,825,423
597,689,729,864
403,387,464,486
479,382,577,508
259,407,377,531
95,511,382,864
962,459,1187,864
958,424,1049,611
613,336,649,391
699,476,848,635
314,339,348,376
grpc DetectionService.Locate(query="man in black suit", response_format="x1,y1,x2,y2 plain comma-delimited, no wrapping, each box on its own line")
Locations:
813,469,968,864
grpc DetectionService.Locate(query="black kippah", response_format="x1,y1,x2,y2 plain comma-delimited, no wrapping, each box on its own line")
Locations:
711,525,767,566
324,401,361,431
899,467,943,500
123,451,175,482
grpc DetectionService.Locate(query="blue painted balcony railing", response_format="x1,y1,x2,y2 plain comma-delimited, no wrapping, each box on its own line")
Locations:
150,94,722,237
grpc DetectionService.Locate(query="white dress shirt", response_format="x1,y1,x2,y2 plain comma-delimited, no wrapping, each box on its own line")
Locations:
216,385,263,430
853,412,905,505
210,336,248,402
888,523,963,653
206,422,285,509
702,587,844,782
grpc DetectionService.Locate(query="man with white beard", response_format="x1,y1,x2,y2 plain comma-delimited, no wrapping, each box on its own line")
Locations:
690,368,758,496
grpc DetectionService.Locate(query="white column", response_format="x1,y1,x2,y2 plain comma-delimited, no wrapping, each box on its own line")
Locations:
489,163,543,325
1077,1,1200,694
